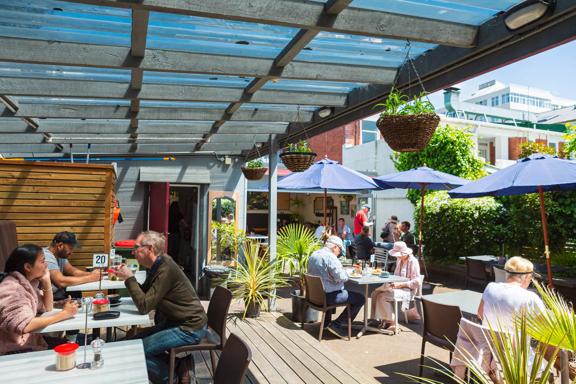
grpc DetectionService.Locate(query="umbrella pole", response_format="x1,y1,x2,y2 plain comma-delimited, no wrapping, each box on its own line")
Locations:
324,188,327,230
538,186,553,287
419,187,429,279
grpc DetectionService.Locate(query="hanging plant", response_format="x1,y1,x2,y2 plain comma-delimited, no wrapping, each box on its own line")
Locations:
280,140,316,172
241,159,267,180
375,89,440,152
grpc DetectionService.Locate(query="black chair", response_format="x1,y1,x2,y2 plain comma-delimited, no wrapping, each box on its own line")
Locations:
213,333,252,384
168,286,232,384
465,258,491,289
419,299,462,377
303,273,352,341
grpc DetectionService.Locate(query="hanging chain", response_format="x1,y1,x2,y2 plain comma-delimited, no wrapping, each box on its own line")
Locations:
391,40,432,103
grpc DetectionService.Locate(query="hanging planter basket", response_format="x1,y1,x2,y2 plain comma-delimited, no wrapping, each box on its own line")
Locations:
376,113,440,152
241,166,267,180
279,152,317,172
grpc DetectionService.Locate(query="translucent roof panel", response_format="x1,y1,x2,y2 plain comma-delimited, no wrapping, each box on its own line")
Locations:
147,12,297,58
349,0,524,25
143,72,254,88
261,79,364,94
239,104,318,112
296,33,434,67
0,63,130,82
16,97,130,106
139,101,229,109
0,0,131,46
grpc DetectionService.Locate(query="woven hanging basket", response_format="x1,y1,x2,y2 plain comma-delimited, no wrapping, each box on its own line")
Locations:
279,152,317,172
376,113,440,152
241,167,267,180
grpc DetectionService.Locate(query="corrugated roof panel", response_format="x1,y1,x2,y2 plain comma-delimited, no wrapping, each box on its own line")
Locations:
261,79,364,94
0,63,130,82
143,72,253,88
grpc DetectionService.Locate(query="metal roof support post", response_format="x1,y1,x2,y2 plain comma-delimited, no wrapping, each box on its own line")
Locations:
267,134,279,311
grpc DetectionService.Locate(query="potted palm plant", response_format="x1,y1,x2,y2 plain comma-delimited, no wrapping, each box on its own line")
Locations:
241,158,267,180
227,240,289,319
277,223,322,323
279,140,317,172
376,89,440,152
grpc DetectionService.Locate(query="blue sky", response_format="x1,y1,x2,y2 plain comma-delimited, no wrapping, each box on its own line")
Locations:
427,39,576,109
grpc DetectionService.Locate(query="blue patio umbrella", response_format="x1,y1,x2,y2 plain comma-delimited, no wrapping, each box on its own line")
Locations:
449,154,576,286
277,158,380,226
374,167,470,259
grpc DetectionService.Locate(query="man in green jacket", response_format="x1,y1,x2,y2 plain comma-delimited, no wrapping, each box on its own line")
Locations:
115,230,207,384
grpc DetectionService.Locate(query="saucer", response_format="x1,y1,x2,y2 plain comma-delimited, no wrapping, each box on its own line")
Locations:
109,300,122,308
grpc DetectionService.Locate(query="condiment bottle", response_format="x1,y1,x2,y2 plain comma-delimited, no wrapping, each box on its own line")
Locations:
91,338,104,369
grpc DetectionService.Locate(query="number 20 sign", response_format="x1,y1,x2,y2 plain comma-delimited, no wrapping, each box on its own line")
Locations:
92,253,109,268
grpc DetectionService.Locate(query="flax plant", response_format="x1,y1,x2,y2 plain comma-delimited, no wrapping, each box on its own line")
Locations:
228,240,289,319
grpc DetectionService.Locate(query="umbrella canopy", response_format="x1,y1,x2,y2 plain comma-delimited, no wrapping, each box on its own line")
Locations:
375,166,469,268
277,158,379,191
449,154,576,286
277,158,379,227
374,166,470,190
448,154,576,197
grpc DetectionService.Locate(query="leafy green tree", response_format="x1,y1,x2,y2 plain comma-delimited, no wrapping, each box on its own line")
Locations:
518,141,556,158
563,122,576,157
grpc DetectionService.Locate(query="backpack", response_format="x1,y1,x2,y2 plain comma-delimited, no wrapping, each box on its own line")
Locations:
380,223,390,240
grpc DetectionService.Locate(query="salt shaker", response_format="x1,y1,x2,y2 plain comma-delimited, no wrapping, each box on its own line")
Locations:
90,338,105,369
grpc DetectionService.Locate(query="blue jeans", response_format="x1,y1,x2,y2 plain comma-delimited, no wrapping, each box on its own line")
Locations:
324,289,365,328
132,323,207,384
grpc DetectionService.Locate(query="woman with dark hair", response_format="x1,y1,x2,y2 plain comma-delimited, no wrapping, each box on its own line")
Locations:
0,245,78,355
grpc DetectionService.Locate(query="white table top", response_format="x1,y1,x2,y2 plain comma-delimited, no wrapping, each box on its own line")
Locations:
66,271,147,292
421,290,482,318
35,298,152,333
0,339,148,384
458,255,498,263
346,273,408,286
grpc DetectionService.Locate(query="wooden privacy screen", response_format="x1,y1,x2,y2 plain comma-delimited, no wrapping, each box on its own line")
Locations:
0,160,115,269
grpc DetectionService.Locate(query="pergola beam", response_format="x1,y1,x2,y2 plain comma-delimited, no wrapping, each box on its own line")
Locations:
0,104,313,121
0,78,347,106
0,143,252,154
60,0,477,47
0,37,395,84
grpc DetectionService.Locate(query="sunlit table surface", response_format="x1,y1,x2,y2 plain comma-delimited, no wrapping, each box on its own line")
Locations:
421,290,482,318
66,271,146,292
34,298,152,334
0,339,148,384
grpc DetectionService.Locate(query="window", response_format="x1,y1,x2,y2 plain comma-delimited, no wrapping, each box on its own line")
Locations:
549,142,557,151
508,93,551,109
502,93,510,104
491,96,499,106
361,121,379,144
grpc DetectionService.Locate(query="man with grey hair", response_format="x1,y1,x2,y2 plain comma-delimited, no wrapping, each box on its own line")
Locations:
308,235,365,339
115,230,207,384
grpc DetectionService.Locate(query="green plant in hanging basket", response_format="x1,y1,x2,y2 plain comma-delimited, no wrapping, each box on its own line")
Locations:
280,140,316,172
375,89,440,152
241,158,267,180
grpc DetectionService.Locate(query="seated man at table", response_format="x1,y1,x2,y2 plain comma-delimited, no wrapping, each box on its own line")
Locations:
307,235,365,339
0,245,78,355
45,231,101,300
354,224,374,262
114,230,207,384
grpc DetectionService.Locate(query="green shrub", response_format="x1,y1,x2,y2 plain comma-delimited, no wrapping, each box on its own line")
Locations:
415,192,504,260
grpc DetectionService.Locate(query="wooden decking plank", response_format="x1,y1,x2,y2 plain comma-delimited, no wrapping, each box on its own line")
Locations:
255,317,341,384
272,313,379,383
264,313,360,384
227,319,280,384
244,317,323,384
191,351,213,384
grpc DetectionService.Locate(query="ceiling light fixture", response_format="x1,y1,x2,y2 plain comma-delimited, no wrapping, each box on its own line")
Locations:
503,0,555,31
318,107,333,118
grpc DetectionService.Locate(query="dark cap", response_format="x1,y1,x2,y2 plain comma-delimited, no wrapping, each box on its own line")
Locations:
52,231,80,248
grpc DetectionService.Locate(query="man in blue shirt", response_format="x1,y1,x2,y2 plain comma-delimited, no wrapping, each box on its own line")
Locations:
308,236,365,339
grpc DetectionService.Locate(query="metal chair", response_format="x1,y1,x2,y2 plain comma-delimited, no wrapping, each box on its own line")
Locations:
493,265,507,283
303,273,352,341
373,247,389,270
419,299,462,377
168,286,232,384
213,333,252,384
392,275,424,333
465,258,491,289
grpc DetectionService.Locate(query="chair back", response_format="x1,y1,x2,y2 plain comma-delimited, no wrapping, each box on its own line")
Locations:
493,265,507,283
0,221,17,272
304,274,326,307
466,258,489,281
374,247,388,269
214,333,252,384
421,299,462,347
207,286,232,347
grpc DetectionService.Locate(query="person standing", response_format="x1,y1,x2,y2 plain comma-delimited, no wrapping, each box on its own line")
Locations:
353,204,371,236
114,231,207,384
379,216,400,250
336,218,352,258
399,221,417,253
307,236,365,339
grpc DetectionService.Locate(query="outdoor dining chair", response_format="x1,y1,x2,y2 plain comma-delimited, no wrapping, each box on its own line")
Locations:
213,333,252,384
493,265,507,283
419,299,462,377
168,286,232,384
303,273,352,341
465,258,491,290
373,247,389,270
392,275,425,334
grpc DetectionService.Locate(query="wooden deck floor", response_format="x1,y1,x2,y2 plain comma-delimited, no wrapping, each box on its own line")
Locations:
189,312,378,384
